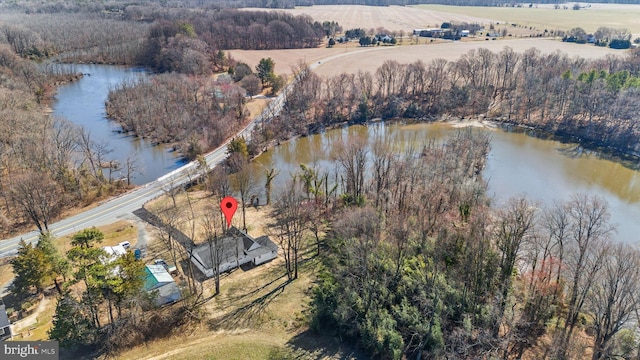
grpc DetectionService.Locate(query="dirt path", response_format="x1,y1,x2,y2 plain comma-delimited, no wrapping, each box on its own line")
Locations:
11,296,51,335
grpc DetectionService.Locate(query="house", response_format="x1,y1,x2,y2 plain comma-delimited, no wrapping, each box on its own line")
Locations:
0,301,11,341
376,34,393,43
191,227,278,278
143,265,181,306
418,28,444,37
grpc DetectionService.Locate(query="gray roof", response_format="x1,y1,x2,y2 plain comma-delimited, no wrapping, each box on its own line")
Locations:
0,304,10,328
192,227,277,270
193,236,246,269
255,235,278,252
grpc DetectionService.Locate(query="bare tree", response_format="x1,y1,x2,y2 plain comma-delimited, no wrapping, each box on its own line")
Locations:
263,167,279,205
555,194,613,359
124,153,143,186
230,159,254,231
494,196,537,336
202,210,225,295
8,169,62,234
268,178,310,280
587,243,640,360
332,136,368,203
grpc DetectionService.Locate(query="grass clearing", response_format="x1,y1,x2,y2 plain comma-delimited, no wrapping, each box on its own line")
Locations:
114,191,362,360
54,220,137,254
230,37,622,79
244,5,492,32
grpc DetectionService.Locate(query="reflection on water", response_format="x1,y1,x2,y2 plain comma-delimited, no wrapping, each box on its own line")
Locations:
254,122,640,245
52,64,182,185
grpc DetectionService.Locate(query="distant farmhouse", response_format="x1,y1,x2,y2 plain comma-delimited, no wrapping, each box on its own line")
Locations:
191,227,278,278
0,300,11,341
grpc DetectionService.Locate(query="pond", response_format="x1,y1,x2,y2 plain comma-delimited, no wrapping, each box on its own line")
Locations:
253,122,640,245
52,64,183,184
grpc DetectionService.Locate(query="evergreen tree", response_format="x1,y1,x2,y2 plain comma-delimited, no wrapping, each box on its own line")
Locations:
71,227,104,248
36,232,69,294
11,239,47,297
256,57,275,87
49,293,97,348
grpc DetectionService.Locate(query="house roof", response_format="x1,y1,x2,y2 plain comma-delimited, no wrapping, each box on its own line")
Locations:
152,282,182,306
192,227,277,270
0,304,10,328
144,265,174,291
255,236,278,252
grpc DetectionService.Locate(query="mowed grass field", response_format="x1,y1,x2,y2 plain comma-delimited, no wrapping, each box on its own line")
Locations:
416,4,640,35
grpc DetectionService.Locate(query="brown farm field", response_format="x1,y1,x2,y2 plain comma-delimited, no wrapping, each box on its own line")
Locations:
229,37,625,78
416,4,640,35
244,5,494,32
244,4,640,35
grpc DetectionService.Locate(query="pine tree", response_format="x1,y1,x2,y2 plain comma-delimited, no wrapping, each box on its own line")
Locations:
49,293,96,348
11,239,47,298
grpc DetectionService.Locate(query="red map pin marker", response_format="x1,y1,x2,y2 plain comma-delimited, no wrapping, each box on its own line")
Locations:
220,196,238,229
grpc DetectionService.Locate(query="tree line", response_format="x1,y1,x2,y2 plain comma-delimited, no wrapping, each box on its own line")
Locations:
249,48,640,160
136,9,325,74
2,0,639,14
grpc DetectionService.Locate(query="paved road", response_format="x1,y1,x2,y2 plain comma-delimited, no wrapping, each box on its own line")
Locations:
0,83,288,258
0,46,372,258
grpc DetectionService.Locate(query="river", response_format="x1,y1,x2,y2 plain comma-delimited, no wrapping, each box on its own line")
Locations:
52,64,182,184
254,122,640,245
51,65,640,244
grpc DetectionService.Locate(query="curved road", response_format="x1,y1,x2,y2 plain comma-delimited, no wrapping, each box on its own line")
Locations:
0,47,379,258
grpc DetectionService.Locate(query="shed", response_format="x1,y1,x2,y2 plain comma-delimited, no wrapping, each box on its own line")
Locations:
143,265,182,306
144,265,174,291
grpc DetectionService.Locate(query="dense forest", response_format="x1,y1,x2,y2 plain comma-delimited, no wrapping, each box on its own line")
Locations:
302,132,637,359
248,48,640,159
0,9,324,68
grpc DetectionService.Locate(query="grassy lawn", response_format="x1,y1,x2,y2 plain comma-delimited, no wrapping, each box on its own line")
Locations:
414,4,640,34
54,220,137,253
14,297,56,341
114,195,362,360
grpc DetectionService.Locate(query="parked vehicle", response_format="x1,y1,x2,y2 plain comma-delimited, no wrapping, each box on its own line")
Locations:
154,259,178,275
119,241,131,249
